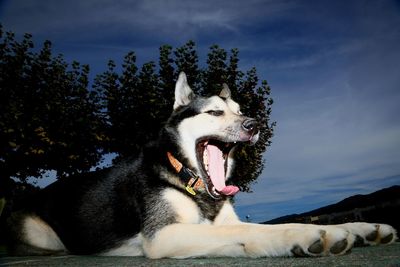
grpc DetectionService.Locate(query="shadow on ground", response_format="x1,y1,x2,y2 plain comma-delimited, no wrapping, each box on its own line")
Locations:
1,243,399,267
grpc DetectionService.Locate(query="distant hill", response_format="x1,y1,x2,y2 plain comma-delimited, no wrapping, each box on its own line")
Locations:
263,185,400,231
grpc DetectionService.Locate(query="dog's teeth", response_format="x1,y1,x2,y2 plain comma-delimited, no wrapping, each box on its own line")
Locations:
212,187,220,196
203,149,209,171
203,150,208,164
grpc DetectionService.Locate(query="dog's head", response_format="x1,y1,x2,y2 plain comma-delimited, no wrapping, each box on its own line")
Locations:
166,72,259,198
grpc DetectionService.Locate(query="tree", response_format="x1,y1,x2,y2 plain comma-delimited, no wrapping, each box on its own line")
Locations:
0,25,104,185
174,41,200,92
158,45,175,118
202,44,228,96
226,48,243,93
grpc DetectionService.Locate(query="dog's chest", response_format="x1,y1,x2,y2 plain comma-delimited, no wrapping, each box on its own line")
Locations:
162,188,223,224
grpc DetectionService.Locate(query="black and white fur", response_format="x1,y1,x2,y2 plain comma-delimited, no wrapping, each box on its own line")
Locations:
7,72,397,258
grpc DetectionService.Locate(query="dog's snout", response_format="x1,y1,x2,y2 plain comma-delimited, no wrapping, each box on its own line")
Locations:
242,119,259,134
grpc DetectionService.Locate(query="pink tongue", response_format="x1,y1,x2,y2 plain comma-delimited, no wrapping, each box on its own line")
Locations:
206,144,239,196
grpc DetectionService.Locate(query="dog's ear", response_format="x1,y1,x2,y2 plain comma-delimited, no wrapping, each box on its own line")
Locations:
219,83,231,99
174,72,195,110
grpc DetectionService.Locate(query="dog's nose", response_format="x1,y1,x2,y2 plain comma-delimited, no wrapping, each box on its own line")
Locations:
242,119,259,134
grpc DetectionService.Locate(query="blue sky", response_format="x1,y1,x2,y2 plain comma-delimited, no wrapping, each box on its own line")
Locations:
1,0,400,222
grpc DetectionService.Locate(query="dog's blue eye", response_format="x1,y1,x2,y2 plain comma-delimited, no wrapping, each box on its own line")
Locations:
206,110,224,116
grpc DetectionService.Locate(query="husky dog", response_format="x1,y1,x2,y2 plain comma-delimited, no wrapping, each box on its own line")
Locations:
7,72,397,258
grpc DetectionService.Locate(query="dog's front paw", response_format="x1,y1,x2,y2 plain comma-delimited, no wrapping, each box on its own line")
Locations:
289,226,354,257
339,223,397,246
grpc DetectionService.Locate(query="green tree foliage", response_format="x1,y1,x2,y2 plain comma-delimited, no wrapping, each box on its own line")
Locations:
0,25,105,184
92,60,121,155
0,25,274,192
174,40,200,92
158,45,176,117
202,44,228,95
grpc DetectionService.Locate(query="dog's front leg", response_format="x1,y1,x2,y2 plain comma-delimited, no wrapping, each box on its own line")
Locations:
143,224,248,259
142,223,354,259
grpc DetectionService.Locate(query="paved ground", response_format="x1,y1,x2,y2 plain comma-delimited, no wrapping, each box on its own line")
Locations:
1,243,399,267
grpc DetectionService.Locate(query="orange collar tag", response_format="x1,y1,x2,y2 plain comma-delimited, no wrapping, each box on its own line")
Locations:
167,152,183,172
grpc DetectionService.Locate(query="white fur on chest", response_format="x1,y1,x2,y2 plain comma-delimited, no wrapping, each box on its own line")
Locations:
162,188,211,224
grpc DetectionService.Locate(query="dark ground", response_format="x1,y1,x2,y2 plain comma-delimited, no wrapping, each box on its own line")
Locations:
1,242,399,267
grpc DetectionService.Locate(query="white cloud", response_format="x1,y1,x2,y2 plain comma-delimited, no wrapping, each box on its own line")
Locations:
1,0,297,39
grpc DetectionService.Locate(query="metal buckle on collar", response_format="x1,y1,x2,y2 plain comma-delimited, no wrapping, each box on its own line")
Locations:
167,152,204,196
182,167,199,196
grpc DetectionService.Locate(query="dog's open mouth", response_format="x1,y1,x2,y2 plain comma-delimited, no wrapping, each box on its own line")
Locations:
196,139,240,199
